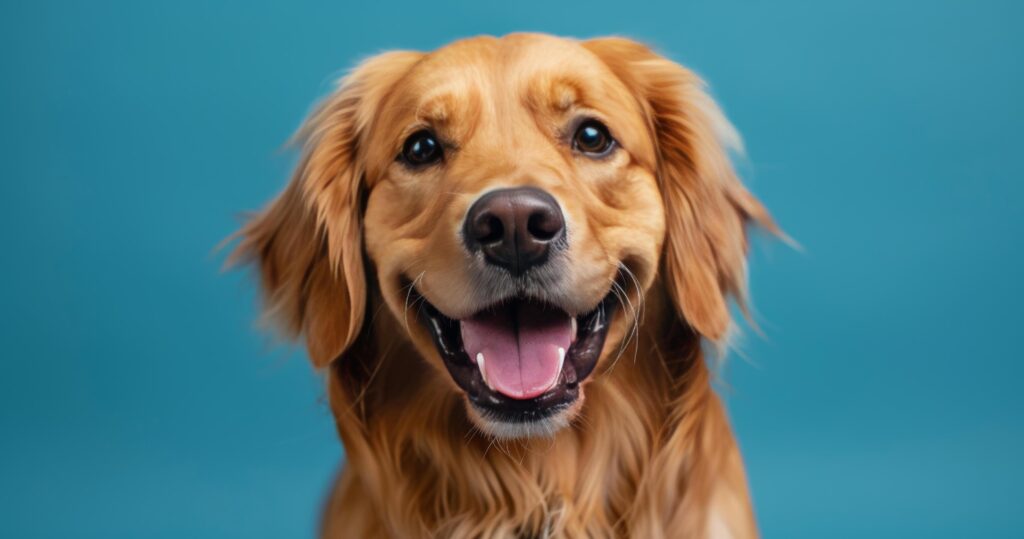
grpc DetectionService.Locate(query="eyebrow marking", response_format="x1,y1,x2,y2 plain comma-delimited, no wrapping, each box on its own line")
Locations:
411,87,482,146
549,79,581,111
523,74,585,115
417,93,460,125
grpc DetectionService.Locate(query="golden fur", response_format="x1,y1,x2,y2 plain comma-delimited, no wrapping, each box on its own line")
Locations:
232,33,778,538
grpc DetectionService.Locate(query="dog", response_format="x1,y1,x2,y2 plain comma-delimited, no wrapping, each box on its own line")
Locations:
232,33,778,538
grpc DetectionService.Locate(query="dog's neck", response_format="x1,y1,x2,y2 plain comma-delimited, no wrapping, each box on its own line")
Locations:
325,286,739,537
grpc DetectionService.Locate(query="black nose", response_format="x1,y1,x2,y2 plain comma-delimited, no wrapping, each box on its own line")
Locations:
463,187,566,275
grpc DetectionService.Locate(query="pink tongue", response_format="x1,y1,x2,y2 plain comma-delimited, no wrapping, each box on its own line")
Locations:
460,303,572,400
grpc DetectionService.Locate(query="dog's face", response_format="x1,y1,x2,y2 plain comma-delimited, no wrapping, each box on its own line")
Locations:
363,36,664,437
236,34,773,439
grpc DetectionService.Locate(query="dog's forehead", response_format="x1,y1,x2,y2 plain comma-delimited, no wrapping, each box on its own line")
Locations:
399,34,624,118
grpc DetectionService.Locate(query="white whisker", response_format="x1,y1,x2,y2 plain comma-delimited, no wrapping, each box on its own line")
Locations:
402,271,426,333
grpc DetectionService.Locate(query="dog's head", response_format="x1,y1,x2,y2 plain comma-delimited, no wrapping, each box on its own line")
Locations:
234,34,774,439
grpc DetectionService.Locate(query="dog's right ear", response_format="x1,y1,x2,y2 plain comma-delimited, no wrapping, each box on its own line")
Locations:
229,51,422,368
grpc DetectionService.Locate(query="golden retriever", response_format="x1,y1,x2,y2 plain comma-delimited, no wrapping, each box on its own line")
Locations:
232,33,778,538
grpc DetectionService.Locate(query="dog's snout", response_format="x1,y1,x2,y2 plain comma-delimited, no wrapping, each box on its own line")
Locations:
463,188,565,275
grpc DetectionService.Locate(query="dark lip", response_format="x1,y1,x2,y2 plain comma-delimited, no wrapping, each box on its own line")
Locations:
415,289,618,423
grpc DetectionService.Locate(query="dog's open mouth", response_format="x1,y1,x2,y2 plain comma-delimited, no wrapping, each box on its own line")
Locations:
417,291,617,424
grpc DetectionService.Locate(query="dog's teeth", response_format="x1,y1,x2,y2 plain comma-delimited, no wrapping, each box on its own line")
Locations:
476,352,491,389
570,318,578,342
545,347,566,392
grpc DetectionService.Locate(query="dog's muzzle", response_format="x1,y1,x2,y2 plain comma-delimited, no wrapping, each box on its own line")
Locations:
407,187,619,429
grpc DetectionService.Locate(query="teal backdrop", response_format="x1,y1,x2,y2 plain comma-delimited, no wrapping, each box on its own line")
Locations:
2,1,1021,537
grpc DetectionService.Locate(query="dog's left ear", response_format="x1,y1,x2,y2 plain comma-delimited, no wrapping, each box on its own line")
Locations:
585,38,780,341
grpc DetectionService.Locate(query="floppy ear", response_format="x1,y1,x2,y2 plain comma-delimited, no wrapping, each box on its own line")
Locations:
230,51,422,367
584,38,779,341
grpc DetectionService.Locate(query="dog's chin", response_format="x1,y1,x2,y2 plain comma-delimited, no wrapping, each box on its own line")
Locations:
413,287,618,440
464,397,582,440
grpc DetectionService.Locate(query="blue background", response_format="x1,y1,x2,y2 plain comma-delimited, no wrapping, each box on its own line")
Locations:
2,1,1021,537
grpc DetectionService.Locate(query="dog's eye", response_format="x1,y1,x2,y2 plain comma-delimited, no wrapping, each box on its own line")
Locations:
400,130,443,167
572,120,615,156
